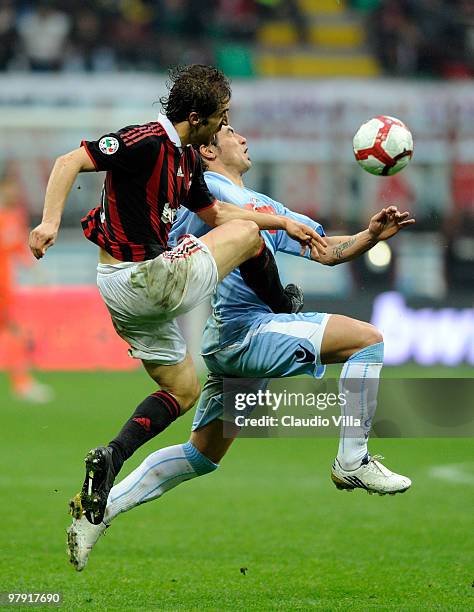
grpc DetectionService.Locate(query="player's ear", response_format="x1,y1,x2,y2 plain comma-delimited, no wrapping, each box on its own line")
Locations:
199,143,216,163
189,112,209,128
188,112,201,127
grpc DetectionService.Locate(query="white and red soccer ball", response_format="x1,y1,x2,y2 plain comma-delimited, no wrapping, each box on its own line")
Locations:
353,115,413,176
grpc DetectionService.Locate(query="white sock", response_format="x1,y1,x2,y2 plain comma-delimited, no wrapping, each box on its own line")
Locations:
337,342,384,470
103,441,218,524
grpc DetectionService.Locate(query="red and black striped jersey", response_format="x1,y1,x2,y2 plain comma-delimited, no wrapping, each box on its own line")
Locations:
80,120,217,261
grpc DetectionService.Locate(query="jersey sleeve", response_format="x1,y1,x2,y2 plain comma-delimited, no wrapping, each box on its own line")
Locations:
182,156,217,212
81,125,158,173
271,201,325,259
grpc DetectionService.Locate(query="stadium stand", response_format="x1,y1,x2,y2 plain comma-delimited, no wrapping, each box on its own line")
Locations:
0,1,472,78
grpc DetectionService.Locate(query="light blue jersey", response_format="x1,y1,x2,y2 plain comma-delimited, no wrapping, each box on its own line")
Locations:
169,171,325,354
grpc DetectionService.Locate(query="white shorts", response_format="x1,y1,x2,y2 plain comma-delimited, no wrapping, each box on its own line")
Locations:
97,234,218,365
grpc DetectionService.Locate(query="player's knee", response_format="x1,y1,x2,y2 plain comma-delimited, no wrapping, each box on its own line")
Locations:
232,218,259,234
358,323,383,350
232,219,261,253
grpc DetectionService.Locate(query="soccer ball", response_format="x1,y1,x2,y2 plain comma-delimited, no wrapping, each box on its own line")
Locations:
353,115,413,176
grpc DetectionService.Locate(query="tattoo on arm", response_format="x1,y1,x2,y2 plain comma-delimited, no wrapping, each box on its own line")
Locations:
333,237,357,260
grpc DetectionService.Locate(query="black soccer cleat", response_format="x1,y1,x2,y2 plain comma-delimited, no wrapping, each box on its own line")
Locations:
77,446,116,525
284,284,304,314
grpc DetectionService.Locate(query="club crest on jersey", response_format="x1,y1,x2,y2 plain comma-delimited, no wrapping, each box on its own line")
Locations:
99,136,119,155
162,202,176,224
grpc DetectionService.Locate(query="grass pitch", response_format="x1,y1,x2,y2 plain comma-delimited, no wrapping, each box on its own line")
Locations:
0,368,472,611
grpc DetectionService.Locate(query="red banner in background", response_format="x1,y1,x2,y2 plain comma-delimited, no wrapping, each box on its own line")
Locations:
1,287,139,371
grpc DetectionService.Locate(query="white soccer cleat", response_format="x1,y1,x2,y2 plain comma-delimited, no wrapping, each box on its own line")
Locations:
331,455,411,496
66,514,107,571
14,381,54,404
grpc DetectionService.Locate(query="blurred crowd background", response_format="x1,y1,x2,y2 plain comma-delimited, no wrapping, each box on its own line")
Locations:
0,0,472,382
0,0,473,77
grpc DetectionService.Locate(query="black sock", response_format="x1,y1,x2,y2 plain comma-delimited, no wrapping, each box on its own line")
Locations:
108,390,180,475
239,244,292,313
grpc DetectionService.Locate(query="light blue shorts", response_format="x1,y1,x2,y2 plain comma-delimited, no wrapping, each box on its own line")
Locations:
192,312,330,431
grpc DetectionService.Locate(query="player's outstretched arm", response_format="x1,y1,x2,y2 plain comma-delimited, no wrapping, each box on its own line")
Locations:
198,200,327,256
311,205,415,266
29,147,95,259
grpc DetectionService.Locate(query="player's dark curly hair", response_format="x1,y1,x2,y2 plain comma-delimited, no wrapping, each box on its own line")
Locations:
160,65,231,123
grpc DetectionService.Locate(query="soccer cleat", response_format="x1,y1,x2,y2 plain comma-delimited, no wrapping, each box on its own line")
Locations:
66,512,107,572
13,380,54,404
284,284,304,314
331,455,411,495
77,446,116,525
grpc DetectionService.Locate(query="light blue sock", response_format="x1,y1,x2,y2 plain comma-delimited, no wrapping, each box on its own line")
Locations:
104,442,218,524
182,441,219,475
337,342,384,470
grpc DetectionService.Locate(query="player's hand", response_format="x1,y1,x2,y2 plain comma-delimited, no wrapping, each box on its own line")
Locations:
29,222,59,259
368,205,415,241
284,219,327,257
